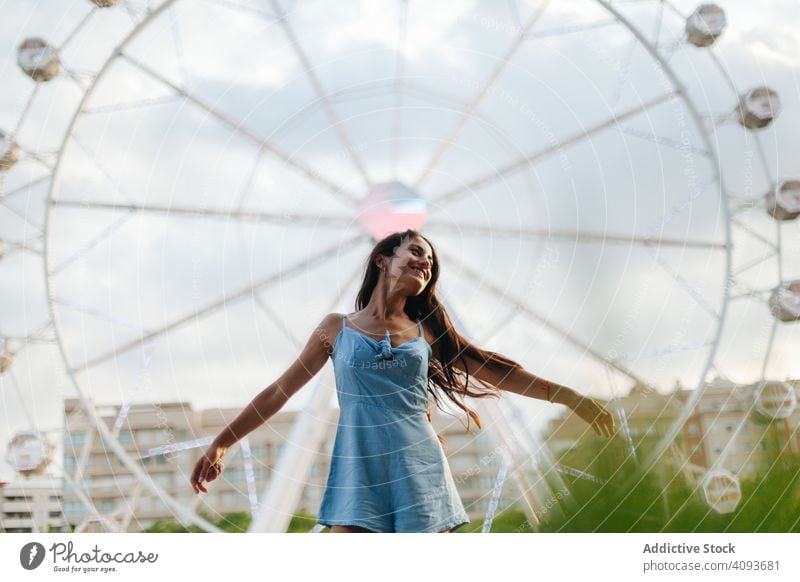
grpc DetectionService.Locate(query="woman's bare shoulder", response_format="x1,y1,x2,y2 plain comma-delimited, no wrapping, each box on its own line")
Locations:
320,312,347,332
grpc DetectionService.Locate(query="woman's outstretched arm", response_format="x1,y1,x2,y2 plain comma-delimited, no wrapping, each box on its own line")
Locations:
190,312,340,493
451,352,617,438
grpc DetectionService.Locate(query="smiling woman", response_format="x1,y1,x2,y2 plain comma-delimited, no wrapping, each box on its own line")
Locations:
190,229,616,533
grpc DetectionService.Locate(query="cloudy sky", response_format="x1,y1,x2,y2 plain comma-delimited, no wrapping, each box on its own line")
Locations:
1,0,799,481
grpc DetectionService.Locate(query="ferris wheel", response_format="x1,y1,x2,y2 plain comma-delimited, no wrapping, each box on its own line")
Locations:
1,0,795,531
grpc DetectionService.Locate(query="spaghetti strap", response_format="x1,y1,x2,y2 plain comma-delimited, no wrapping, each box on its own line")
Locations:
416,319,424,338
342,314,348,329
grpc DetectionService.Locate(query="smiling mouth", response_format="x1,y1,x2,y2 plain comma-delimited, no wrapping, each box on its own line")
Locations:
411,268,427,281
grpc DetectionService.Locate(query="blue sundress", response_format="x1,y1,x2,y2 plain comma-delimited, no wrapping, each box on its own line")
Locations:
316,314,470,533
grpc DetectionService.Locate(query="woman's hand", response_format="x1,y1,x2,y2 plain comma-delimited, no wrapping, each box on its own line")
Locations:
570,394,617,438
190,442,228,494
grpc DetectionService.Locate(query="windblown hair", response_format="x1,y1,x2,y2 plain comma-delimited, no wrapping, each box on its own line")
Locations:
354,229,524,444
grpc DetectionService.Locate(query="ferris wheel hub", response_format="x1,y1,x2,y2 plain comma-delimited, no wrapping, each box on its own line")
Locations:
358,181,428,241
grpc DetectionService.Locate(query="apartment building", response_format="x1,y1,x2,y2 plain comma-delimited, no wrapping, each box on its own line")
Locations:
0,477,68,533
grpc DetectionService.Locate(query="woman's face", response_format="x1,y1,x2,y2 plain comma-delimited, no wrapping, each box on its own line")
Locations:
381,236,434,295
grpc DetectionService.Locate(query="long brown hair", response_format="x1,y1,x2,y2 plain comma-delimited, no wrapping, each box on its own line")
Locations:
354,229,524,440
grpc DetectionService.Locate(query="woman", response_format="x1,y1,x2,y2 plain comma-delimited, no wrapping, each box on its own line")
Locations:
190,229,616,533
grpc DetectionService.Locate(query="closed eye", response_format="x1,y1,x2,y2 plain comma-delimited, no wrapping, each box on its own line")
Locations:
410,245,432,263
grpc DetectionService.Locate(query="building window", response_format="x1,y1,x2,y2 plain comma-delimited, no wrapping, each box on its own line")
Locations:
118,430,132,444
65,432,87,448
137,429,171,446
100,500,114,513
152,474,172,488
63,501,84,517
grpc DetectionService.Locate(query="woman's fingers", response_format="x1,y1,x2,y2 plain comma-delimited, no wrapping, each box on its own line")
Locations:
583,400,616,438
191,456,225,494
207,461,224,481
191,464,202,494
191,458,210,494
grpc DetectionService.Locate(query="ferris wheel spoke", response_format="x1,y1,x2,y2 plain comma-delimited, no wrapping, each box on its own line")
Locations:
3,323,57,358
413,1,552,190
5,368,38,428
729,197,765,215
253,294,304,349
119,53,361,207
436,247,650,386
52,199,355,228
69,233,368,373
49,457,105,522
201,0,280,22
57,9,98,52
507,0,521,29
528,18,619,40
646,249,720,318
608,29,640,112
234,150,263,212
730,249,779,279
728,283,774,302
0,175,51,204
615,124,711,157
60,64,93,92
753,131,776,191
651,0,666,46
49,210,135,276
70,133,137,204
82,94,183,115
391,0,409,179
428,90,678,209
120,0,149,26
609,0,661,6
1,199,44,233
271,79,396,141
269,0,373,190
52,296,150,334
15,144,55,172
167,3,190,88
760,317,779,378
253,253,365,350
423,221,727,250
731,217,778,250
610,338,714,363
1,239,43,257
12,84,41,136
